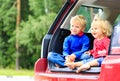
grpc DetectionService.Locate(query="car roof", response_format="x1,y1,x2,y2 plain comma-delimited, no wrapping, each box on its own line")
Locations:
82,0,120,24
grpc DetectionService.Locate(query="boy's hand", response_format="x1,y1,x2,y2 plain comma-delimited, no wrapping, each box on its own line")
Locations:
65,54,76,63
65,55,71,63
69,54,76,62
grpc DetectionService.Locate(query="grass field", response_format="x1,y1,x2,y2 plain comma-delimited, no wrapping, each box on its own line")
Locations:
0,69,34,76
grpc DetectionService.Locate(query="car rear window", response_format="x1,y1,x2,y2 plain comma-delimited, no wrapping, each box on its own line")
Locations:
76,5,102,32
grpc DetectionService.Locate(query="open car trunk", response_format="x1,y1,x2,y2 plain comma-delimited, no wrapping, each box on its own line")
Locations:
47,28,100,74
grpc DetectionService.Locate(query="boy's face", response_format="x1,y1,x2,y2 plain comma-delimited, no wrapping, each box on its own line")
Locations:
70,20,84,35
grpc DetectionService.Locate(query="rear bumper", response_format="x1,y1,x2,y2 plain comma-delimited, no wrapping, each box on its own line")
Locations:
34,72,99,81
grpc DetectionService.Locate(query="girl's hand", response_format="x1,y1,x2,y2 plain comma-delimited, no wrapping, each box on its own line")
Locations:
84,51,91,55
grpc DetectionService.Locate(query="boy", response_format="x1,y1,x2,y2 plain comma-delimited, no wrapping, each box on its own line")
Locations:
47,15,90,67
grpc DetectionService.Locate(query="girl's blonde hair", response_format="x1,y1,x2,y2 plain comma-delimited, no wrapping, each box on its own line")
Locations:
91,19,112,36
70,15,87,28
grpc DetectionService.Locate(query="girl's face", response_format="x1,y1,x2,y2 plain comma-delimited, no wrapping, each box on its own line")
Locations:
70,20,84,35
91,23,105,39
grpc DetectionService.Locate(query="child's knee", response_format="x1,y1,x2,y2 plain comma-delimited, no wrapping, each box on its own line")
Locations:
47,52,54,61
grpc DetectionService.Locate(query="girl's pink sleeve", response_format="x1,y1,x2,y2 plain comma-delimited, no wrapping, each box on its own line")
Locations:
104,38,110,55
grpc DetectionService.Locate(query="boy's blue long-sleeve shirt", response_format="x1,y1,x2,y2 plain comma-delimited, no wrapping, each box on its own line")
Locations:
63,34,90,59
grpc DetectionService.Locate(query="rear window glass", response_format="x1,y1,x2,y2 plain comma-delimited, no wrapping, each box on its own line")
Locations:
76,5,102,32
114,14,120,25
62,5,102,33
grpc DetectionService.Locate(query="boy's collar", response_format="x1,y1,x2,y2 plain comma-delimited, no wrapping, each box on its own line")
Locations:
71,32,84,36
78,32,84,36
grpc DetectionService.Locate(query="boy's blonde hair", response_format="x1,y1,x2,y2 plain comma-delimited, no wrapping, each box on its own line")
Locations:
70,15,87,28
91,19,112,36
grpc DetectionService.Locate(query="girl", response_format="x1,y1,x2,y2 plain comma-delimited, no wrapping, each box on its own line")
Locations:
76,18,112,73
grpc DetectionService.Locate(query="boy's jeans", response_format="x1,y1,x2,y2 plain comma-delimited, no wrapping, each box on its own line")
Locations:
47,52,90,67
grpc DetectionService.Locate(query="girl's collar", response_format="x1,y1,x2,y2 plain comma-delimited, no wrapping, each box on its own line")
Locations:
96,36,108,40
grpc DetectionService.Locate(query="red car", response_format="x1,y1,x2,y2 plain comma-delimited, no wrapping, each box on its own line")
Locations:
34,0,120,81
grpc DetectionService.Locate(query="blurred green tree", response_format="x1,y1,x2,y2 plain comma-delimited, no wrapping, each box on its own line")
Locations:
0,0,17,68
0,0,65,69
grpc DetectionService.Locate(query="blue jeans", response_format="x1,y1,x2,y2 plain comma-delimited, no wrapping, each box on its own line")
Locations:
47,52,90,67
81,56,104,66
